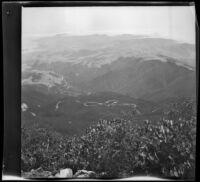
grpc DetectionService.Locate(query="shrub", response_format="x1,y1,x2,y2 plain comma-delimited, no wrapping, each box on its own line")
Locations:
21,99,196,179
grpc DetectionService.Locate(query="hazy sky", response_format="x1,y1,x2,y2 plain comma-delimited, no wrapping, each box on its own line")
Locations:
22,6,196,43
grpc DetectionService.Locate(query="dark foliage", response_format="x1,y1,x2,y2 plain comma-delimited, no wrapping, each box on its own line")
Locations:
21,100,196,179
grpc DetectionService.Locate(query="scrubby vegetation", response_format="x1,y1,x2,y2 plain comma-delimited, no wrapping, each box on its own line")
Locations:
21,100,196,179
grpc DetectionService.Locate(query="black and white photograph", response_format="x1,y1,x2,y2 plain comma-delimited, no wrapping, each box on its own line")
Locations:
21,5,197,180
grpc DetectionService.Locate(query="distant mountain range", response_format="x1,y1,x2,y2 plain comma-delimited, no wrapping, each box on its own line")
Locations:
22,34,195,67
21,34,196,135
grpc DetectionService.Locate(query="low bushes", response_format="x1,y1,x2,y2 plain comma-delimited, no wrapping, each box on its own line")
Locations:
21,100,196,179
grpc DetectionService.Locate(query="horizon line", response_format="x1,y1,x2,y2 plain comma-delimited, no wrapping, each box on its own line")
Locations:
23,32,195,45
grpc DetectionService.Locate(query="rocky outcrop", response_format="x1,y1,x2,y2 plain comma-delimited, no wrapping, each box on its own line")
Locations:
22,167,52,178
55,168,73,178
22,167,97,179
73,170,97,178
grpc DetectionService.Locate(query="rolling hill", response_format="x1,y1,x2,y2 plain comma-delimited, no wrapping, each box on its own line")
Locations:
21,34,196,135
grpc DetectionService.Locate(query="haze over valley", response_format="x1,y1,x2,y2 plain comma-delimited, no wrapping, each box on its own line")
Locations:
22,34,196,135
20,6,197,179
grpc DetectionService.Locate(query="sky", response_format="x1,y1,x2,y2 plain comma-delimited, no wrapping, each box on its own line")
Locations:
22,6,196,44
